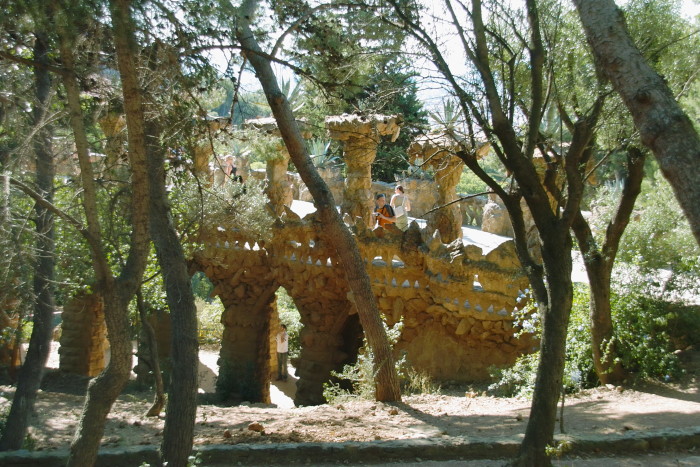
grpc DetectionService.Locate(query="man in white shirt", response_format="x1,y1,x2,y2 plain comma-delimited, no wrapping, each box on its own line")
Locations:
276,324,289,381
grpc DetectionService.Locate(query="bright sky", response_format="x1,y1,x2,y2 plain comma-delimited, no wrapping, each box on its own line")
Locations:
220,0,699,112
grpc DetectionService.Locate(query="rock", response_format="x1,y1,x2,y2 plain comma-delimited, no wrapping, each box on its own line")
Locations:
248,422,264,433
223,429,232,439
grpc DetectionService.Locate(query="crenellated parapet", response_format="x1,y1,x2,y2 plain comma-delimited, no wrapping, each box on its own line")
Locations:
191,203,532,405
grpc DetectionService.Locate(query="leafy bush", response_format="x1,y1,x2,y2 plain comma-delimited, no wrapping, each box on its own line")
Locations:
487,285,593,398
276,289,301,360
489,279,696,398
172,177,273,249
609,279,685,380
488,352,540,398
592,180,699,275
489,284,597,397
321,319,437,402
196,297,224,345
191,272,214,302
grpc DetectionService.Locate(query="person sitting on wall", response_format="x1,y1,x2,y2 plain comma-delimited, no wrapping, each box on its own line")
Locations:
390,184,411,231
373,193,396,229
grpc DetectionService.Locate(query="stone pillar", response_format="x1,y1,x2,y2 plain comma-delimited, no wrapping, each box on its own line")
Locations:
244,117,311,217
98,113,126,169
326,114,402,228
408,133,462,242
433,155,464,242
193,117,231,182
133,310,172,387
293,300,359,406
0,299,21,374
482,193,514,237
58,292,108,377
408,133,490,242
217,285,276,404
266,148,293,216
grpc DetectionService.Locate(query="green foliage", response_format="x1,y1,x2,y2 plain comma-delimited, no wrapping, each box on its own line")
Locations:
565,286,597,390
609,276,690,380
308,139,340,169
322,319,437,402
372,69,429,182
456,152,508,195
621,182,698,274
591,179,699,279
488,285,593,398
172,176,274,247
191,272,214,301
401,367,441,395
680,79,700,132
489,280,696,398
196,297,224,345
456,169,488,195
545,440,573,459
276,288,301,360
428,100,462,132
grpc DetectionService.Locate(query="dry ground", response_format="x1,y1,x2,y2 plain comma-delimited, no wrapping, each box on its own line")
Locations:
0,345,698,453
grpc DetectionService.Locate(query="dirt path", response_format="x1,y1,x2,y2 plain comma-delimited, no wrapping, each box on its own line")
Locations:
1,345,698,453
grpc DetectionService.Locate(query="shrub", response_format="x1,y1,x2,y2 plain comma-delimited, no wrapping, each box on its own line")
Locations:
489,285,605,397
610,280,684,380
489,279,694,398
323,319,413,402
276,288,301,360
196,297,224,345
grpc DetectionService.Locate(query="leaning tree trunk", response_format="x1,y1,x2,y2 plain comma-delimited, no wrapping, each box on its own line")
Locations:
0,30,56,451
571,146,645,384
145,115,199,466
574,0,700,247
62,1,151,465
236,0,401,402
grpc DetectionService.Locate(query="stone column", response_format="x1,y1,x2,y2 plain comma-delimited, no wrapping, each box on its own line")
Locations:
58,292,108,377
266,148,293,216
408,133,490,243
244,117,310,217
326,114,402,228
192,117,231,183
98,113,126,169
217,284,276,404
408,133,462,242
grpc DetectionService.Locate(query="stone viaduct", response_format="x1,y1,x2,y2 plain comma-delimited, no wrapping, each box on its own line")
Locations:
55,113,535,407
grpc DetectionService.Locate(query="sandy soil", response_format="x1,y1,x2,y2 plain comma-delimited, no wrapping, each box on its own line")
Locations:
0,344,698,452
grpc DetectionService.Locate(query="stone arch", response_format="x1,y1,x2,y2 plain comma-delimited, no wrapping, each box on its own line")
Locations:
190,232,365,406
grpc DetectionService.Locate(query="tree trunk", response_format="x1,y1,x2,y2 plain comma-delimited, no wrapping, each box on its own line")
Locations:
145,112,199,466
136,290,166,417
584,258,625,383
512,234,573,467
571,146,644,384
61,1,151,464
574,0,700,247
236,0,401,402
0,30,56,451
